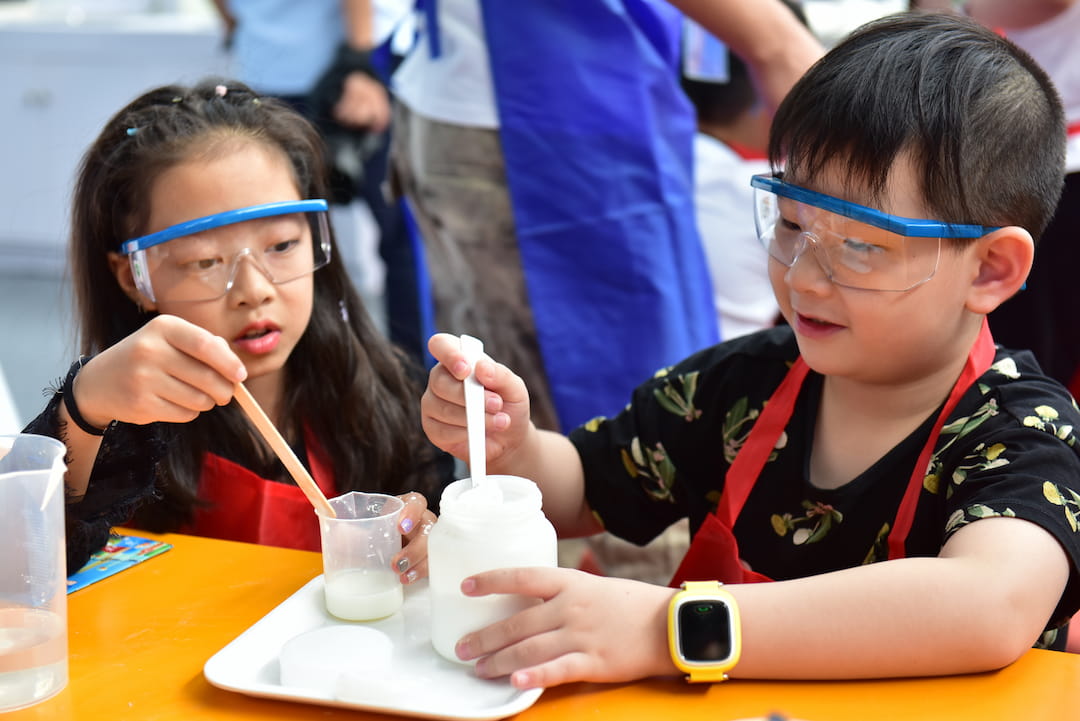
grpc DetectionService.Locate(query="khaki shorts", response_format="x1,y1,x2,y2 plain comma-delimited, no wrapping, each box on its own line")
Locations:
389,102,559,431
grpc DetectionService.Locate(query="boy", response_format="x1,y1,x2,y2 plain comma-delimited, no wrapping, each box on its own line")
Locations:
421,12,1080,688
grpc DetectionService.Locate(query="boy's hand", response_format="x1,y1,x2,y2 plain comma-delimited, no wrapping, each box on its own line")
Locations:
74,314,246,430
422,333,533,468
454,567,679,689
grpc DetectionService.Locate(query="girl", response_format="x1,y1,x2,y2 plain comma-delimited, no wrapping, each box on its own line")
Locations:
25,80,449,576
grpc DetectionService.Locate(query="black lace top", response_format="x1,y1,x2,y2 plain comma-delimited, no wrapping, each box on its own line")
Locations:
25,391,170,573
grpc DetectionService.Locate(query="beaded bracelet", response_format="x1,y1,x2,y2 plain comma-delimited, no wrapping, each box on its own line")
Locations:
61,357,110,436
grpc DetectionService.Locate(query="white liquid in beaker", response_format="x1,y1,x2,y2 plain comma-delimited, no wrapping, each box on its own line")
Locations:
325,569,403,621
0,608,67,712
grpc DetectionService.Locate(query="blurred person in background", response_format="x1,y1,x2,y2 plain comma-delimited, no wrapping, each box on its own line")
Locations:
387,0,823,435
212,0,427,363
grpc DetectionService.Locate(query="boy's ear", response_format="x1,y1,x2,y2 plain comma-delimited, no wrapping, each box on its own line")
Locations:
964,226,1034,315
107,251,158,313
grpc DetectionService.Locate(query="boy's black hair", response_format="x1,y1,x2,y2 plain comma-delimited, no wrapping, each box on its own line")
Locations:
681,0,808,127
769,11,1065,240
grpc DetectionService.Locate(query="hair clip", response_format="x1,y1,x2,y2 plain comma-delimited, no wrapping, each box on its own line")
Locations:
126,127,139,136
215,84,228,97
252,97,262,106
171,96,182,103
339,299,350,323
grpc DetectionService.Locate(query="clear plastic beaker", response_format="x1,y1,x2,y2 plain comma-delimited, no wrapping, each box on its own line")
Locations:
0,433,68,712
318,492,405,621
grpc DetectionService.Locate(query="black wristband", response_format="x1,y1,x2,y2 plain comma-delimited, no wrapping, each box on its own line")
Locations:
335,43,380,81
61,357,109,436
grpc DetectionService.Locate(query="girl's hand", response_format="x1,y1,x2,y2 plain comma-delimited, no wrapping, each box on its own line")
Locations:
74,314,246,430
421,333,533,468
391,491,438,585
454,567,680,689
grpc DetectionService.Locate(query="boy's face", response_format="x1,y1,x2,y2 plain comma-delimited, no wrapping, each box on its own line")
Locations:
768,156,983,385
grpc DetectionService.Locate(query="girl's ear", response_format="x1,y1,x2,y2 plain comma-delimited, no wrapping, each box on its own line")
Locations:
107,251,158,313
964,226,1034,315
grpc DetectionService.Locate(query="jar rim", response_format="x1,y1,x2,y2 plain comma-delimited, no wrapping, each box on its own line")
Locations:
439,475,544,522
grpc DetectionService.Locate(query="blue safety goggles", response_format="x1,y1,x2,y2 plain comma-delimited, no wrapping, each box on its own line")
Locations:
120,200,332,303
751,174,998,292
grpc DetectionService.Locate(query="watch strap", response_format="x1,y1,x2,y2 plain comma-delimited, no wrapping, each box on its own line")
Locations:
668,580,741,683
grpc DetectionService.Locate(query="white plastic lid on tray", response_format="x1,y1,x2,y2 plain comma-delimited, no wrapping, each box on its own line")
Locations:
204,576,543,720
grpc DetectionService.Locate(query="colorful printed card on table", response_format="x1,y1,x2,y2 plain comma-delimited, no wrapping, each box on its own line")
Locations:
66,534,172,594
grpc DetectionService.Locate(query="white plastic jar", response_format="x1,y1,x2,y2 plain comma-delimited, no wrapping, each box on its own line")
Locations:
428,475,558,663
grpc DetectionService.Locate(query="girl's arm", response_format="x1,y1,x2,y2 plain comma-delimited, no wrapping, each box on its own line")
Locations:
24,392,165,572
458,515,1068,687
59,314,246,496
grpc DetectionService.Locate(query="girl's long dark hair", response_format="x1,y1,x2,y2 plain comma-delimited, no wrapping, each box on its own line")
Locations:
70,79,444,529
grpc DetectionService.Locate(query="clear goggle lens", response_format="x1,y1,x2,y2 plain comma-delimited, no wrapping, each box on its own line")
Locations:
121,201,331,303
752,184,942,292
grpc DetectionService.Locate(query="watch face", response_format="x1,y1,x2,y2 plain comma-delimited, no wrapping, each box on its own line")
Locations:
677,600,732,662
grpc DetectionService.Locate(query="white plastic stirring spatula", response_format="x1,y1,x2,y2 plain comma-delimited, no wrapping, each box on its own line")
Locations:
460,335,502,502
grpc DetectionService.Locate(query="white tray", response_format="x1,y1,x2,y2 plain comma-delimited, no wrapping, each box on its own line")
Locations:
204,576,543,720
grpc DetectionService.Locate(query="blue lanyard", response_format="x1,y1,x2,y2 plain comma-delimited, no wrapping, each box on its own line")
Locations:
415,0,442,58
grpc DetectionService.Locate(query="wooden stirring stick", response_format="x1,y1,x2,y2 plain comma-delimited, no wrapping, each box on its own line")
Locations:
233,382,336,518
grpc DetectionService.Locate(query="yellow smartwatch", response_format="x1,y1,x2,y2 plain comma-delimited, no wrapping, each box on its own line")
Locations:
667,580,742,682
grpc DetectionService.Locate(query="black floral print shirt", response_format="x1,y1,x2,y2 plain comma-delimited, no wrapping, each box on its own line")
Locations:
570,326,1080,648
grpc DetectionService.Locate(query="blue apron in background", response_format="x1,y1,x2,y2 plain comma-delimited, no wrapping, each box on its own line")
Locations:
418,0,718,431
480,0,717,431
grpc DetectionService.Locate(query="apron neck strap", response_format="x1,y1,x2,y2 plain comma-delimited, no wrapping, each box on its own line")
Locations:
717,357,811,527
886,317,996,558
717,318,996,556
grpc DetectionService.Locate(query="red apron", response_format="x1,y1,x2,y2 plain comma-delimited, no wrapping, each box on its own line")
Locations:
670,320,996,587
184,431,336,551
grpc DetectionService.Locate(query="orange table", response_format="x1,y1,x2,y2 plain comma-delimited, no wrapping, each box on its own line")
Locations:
8,530,1079,721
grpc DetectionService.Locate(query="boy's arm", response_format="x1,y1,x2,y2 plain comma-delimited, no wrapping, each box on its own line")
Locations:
461,516,1069,686
490,427,601,538
668,0,824,114
422,333,602,537
729,516,1069,678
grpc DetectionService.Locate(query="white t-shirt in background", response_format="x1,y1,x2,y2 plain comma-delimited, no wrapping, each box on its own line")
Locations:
1006,1,1080,171
391,0,498,128
694,133,779,340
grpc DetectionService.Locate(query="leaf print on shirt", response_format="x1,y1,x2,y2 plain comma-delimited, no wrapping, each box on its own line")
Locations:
1023,405,1077,448
770,500,843,545
1035,627,1061,651
923,399,1000,494
621,437,677,503
944,504,1017,536
652,371,703,422
1043,481,1080,532
976,357,1019,395
722,397,786,465
861,522,890,565
937,442,1009,499
582,416,606,433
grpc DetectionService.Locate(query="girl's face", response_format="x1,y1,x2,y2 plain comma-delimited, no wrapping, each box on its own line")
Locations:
768,156,983,386
134,141,316,385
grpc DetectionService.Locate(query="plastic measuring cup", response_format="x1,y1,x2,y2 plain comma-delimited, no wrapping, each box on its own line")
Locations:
318,492,405,621
0,433,68,712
